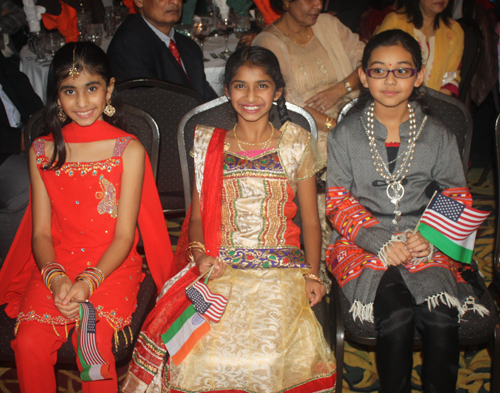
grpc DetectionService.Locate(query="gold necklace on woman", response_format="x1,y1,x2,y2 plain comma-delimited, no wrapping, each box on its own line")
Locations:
278,18,312,46
233,122,275,151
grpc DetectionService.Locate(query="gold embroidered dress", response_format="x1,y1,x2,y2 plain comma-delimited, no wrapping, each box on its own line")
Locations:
14,131,142,335
163,123,335,393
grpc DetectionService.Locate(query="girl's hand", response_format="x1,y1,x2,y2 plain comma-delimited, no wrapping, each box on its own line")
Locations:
305,277,326,307
51,277,80,319
305,84,344,113
384,241,411,266
405,231,432,259
196,254,226,279
55,280,91,319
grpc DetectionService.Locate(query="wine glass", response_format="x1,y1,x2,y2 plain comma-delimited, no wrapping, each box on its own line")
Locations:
216,16,235,55
45,31,61,56
234,16,250,39
191,18,212,62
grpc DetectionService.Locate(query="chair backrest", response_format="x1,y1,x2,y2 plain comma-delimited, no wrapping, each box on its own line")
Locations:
457,16,484,108
493,114,500,285
24,104,161,180
116,78,205,216
177,96,318,211
337,86,473,176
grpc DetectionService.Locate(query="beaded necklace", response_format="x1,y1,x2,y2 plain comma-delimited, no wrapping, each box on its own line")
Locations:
233,122,275,151
364,102,427,228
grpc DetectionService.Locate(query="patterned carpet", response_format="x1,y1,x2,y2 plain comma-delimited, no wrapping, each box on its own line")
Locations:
0,168,497,393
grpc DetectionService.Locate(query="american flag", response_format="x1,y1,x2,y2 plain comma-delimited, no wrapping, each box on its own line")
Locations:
420,193,489,241
186,281,228,323
78,302,111,381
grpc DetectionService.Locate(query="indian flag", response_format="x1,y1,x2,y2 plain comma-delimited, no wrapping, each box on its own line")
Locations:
161,303,210,366
417,192,490,264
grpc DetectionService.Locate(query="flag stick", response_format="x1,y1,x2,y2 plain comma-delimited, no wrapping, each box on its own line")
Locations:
186,265,214,290
412,190,437,234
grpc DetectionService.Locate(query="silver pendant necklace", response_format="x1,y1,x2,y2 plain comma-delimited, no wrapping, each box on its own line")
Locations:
364,102,427,229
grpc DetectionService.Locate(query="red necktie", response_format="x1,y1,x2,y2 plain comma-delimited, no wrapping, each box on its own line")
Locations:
169,40,189,80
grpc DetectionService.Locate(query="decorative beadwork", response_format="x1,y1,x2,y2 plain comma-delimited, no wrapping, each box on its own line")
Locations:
218,247,309,269
224,152,283,174
96,177,118,218
113,137,132,157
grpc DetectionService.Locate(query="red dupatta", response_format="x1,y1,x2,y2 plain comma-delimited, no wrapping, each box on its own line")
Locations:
0,121,176,317
122,127,227,388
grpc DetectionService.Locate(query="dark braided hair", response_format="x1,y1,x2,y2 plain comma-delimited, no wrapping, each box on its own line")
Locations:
356,29,430,115
42,41,126,170
224,46,291,126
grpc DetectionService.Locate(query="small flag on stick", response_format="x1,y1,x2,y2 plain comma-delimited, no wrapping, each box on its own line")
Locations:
186,281,228,322
417,192,490,264
77,302,112,381
161,303,210,366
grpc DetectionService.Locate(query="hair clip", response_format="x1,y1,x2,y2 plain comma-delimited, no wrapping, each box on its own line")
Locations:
68,46,80,79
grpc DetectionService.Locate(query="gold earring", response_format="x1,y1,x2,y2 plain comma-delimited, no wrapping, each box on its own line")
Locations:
283,1,289,10
58,106,67,122
103,100,116,117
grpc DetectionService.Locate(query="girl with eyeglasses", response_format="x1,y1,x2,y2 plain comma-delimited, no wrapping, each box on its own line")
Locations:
325,29,488,393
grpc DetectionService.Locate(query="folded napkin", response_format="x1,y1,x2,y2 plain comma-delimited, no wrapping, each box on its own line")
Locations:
42,1,79,42
23,0,46,32
122,0,137,14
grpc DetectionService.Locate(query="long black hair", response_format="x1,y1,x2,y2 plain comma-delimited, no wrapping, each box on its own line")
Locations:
397,0,454,29
42,41,126,169
356,29,430,114
224,46,291,125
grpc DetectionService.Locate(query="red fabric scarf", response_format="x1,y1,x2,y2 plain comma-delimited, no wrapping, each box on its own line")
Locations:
0,121,175,317
124,127,227,387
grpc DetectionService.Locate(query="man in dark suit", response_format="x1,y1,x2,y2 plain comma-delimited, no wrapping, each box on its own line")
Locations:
107,0,217,102
0,51,43,264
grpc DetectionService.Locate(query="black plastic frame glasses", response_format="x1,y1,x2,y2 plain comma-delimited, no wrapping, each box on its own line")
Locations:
365,68,418,79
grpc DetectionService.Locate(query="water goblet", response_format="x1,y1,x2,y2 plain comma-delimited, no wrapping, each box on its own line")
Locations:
28,31,47,62
45,31,61,56
234,16,250,39
86,24,103,46
191,18,212,62
216,16,235,55
104,6,116,37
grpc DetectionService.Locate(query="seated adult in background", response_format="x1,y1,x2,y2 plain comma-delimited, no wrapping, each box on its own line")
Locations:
252,0,364,285
107,0,217,101
0,0,27,62
0,51,43,264
252,0,364,134
376,0,464,96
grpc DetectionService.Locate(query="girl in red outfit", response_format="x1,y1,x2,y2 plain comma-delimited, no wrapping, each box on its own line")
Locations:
0,42,174,393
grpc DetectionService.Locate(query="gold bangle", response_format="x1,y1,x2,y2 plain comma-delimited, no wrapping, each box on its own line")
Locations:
77,276,94,296
324,117,334,132
47,273,68,293
303,273,324,285
186,241,206,262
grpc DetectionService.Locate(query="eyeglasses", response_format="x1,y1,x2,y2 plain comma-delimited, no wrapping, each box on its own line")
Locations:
365,68,418,79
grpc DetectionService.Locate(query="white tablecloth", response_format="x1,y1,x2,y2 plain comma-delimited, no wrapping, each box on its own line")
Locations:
20,34,238,103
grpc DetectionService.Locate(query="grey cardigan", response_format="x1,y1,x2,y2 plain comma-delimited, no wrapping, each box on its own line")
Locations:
327,103,466,254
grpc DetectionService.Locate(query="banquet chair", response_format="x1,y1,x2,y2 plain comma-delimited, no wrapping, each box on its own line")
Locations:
176,96,332,343
332,87,499,392
117,78,205,217
0,104,160,366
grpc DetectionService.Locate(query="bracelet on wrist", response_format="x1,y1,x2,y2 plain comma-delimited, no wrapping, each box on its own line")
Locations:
75,267,105,296
324,117,334,132
303,273,324,285
343,80,352,93
186,241,206,262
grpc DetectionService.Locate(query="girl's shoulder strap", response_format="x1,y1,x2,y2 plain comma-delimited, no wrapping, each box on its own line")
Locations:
32,138,45,157
112,136,133,158
194,125,217,194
